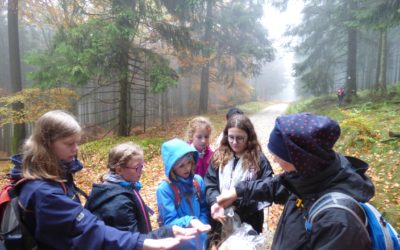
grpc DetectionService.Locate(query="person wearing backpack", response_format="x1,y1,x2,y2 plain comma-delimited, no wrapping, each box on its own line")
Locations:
336,87,345,105
85,142,181,238
8,110,198,250
156,138,211,250
216,113,375,249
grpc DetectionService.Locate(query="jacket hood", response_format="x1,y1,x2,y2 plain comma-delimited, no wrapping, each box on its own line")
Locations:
10,154,83,180
281,154,375,202
10,154,23,181
85,183,131,211
161,138,198,178
60,157,83,174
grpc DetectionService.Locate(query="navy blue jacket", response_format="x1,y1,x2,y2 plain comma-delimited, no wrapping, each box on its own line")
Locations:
85,183,174,239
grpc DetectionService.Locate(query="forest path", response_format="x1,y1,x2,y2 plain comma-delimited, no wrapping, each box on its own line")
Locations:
248,102,289,247
249,103,289,151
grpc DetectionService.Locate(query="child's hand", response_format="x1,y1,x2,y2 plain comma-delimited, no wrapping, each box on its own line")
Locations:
216,189,237,208
211,203,226,224
190,219,211,233
171,225,197,240
143,238,180,250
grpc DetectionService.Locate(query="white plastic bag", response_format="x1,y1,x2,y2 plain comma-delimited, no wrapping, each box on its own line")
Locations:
219,223,268,250
220,207,241,239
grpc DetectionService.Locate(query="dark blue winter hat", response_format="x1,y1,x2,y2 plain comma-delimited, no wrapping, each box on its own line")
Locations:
268,113,341,178
268,123,291,163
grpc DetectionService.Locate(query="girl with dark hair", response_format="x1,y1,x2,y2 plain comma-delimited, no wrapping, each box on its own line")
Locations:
204,114,274,244
216,113,374,249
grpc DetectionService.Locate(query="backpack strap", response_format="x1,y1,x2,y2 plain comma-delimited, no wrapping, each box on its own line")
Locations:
73,184,88,200
165,177,202,208
360,203,400,250
7,178,29,199
165,180,181,208
305,192,368,233
0,181,13,209
193,177,201,201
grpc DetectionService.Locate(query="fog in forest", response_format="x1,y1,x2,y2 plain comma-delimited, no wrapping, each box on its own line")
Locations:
1,0,400,153
251,0,302,102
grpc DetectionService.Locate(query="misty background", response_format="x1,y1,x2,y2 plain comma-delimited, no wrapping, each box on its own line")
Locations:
1,0,400,154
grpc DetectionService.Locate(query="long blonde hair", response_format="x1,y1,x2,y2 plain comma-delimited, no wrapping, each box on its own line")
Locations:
22,110,82,182
211,114,261,172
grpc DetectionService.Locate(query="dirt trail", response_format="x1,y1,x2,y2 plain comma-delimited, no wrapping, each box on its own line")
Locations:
249,103,289,151
249,103,289,248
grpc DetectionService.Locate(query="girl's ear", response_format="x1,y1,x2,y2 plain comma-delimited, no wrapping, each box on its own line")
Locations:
115,166,123,175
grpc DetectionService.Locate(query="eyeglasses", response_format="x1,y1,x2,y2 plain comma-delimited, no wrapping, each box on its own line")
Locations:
124,163,144,172
227,135,246,144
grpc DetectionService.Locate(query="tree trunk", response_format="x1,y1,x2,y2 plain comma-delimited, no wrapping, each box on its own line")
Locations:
344,0,357,102
377,29,387,93
143,76,147,132
396,53,400,83
8,0,26,153
114,0,132,136
199,0,213,114
118,75,129,136
161,91,167,126
374,31,382,90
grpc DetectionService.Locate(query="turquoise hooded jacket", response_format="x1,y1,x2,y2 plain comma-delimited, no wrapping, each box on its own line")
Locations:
156,138,209,250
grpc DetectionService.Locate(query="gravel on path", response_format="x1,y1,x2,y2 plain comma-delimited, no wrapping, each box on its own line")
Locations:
249,103,289,249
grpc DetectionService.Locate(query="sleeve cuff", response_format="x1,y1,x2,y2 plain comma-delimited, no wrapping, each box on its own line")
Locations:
135,234,147,250
235,182,246,197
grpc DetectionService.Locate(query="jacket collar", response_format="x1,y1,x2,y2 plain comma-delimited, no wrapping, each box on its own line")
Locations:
281,153,374,202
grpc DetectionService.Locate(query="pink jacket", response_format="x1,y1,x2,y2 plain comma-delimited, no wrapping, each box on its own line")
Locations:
190,144,213,178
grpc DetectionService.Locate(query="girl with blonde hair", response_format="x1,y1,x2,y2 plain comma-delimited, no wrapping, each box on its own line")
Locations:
86,142,182,238
186,116,214,178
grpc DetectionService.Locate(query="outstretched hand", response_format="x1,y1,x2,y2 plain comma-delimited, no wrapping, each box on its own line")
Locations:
190,219,212,233
216,189,237,208
143,238,181,250
210,203,226,224
172,225,197,240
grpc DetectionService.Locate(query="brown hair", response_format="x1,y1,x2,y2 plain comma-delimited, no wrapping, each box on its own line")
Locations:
169,156,195,181
22,110,82,182
211,114,261,172
108,142,143,172
186,116,212,142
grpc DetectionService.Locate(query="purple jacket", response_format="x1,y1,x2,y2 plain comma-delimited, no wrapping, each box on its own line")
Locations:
193,145,213,178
